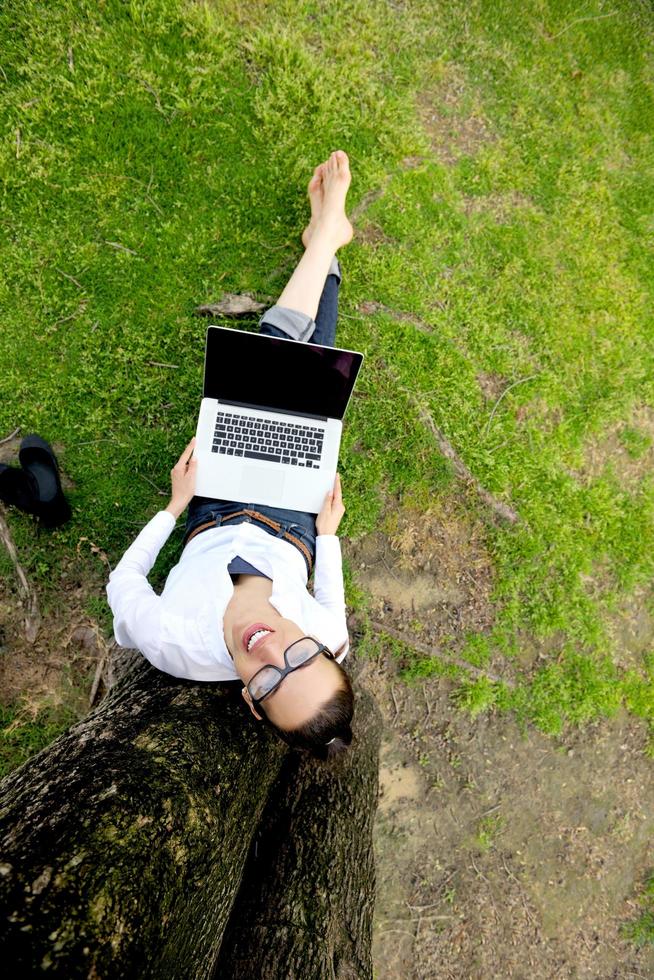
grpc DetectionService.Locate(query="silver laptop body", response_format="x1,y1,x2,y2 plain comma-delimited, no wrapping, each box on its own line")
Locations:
194,326,364,513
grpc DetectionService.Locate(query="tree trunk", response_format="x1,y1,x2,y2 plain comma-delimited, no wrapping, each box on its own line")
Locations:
0,645,382,980
214,687,382,980
0,654,286,978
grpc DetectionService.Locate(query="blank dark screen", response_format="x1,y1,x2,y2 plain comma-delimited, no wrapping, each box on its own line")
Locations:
203,327,363,420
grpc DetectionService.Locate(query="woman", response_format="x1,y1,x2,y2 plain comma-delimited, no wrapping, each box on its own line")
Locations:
107,150,356,760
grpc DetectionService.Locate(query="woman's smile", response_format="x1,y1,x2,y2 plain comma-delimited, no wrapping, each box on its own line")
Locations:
243,623,276,654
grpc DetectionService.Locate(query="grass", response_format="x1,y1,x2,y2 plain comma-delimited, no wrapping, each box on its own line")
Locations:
1,0,653,893
622,873,654,948
0,692,85,780
473,813,504,852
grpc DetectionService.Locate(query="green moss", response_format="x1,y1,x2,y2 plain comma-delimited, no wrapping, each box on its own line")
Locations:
622,873,654,948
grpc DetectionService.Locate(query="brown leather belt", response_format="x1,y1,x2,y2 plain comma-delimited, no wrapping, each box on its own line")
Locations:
183,509,314,575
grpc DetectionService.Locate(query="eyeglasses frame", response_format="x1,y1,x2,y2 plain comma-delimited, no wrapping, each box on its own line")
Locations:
247,636,335,706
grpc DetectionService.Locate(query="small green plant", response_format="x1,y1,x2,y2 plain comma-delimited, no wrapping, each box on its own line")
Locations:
452,676,500,719
622,874,654,948
473,814,504,852
443,886,456,906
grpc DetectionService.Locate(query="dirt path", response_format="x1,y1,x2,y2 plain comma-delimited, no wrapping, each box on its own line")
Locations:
368,655,654,978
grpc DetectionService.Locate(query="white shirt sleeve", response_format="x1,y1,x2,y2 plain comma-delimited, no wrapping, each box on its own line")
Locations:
312,534,350,659
106,510,176,664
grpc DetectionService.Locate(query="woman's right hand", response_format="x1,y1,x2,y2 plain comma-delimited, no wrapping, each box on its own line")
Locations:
316,473,345,536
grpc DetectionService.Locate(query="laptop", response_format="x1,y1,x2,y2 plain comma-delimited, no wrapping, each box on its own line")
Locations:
194,326,364,513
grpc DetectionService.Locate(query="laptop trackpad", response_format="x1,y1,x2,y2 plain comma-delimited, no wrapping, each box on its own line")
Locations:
239,467,286,501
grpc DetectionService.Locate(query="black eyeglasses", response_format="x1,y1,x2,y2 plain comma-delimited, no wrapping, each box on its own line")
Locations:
247,636,335,705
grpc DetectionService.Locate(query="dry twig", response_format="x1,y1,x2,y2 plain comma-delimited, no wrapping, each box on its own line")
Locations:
55,267,85,290
390,684,400,722
51,302,87,329
500,853,538,927
369,619,515,689
483,375,538,437
545,11,618,41
140,473,167,496
0,427,20,445
89,651,109,708
104,240,138,256
0,508,41,642
380,359,521,525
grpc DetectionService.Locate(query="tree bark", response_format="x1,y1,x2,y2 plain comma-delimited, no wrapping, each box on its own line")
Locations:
0,654,287,978
214,686,383,980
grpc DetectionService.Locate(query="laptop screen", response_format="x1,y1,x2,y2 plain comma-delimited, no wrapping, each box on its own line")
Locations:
203,326,364,421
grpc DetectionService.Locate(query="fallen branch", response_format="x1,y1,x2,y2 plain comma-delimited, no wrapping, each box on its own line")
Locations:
194,293,268,317
0,427,20,445
0,508,41,643
368,619,515,689
380,359,521,525
88,651,108,708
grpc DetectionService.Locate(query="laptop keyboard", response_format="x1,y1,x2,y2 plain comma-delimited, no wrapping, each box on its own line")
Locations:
212,411,325,468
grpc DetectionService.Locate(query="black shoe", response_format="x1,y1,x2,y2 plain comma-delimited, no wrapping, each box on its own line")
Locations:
18,435,72,528
0,463,41,514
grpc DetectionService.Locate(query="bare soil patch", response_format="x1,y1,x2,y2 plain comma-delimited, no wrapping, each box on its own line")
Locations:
0,435,104,719
416,67,495,165
0,560,105,721
357,221,397,245
462,190,538,221
365,650,654,979
576,405,654,490
347,498,495,652
603,582,654,673
477,371,507,402
346,498,654,977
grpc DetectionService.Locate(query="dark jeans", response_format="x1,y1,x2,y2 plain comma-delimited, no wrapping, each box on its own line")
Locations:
184,267,341,557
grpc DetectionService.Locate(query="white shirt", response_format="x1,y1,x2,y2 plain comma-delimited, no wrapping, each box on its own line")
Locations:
106,510,349,682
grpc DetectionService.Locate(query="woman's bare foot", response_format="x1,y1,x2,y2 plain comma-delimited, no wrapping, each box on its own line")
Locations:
301,151,353,249
301,164,325,248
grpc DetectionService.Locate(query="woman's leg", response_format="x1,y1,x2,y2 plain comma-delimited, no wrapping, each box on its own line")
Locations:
261,259,341,348
310,257,341,348
258,150,352,345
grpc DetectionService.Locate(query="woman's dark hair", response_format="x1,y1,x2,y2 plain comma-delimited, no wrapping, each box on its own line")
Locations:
261,663,354,761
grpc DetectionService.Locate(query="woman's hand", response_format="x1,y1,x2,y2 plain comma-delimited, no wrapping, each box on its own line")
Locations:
316,473,345,536
165,437,198,520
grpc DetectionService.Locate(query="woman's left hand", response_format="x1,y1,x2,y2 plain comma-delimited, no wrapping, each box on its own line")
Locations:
165,437,198,520
316,472,345,535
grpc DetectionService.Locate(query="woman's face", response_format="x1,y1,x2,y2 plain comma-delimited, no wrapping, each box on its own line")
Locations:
225,600,343,731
